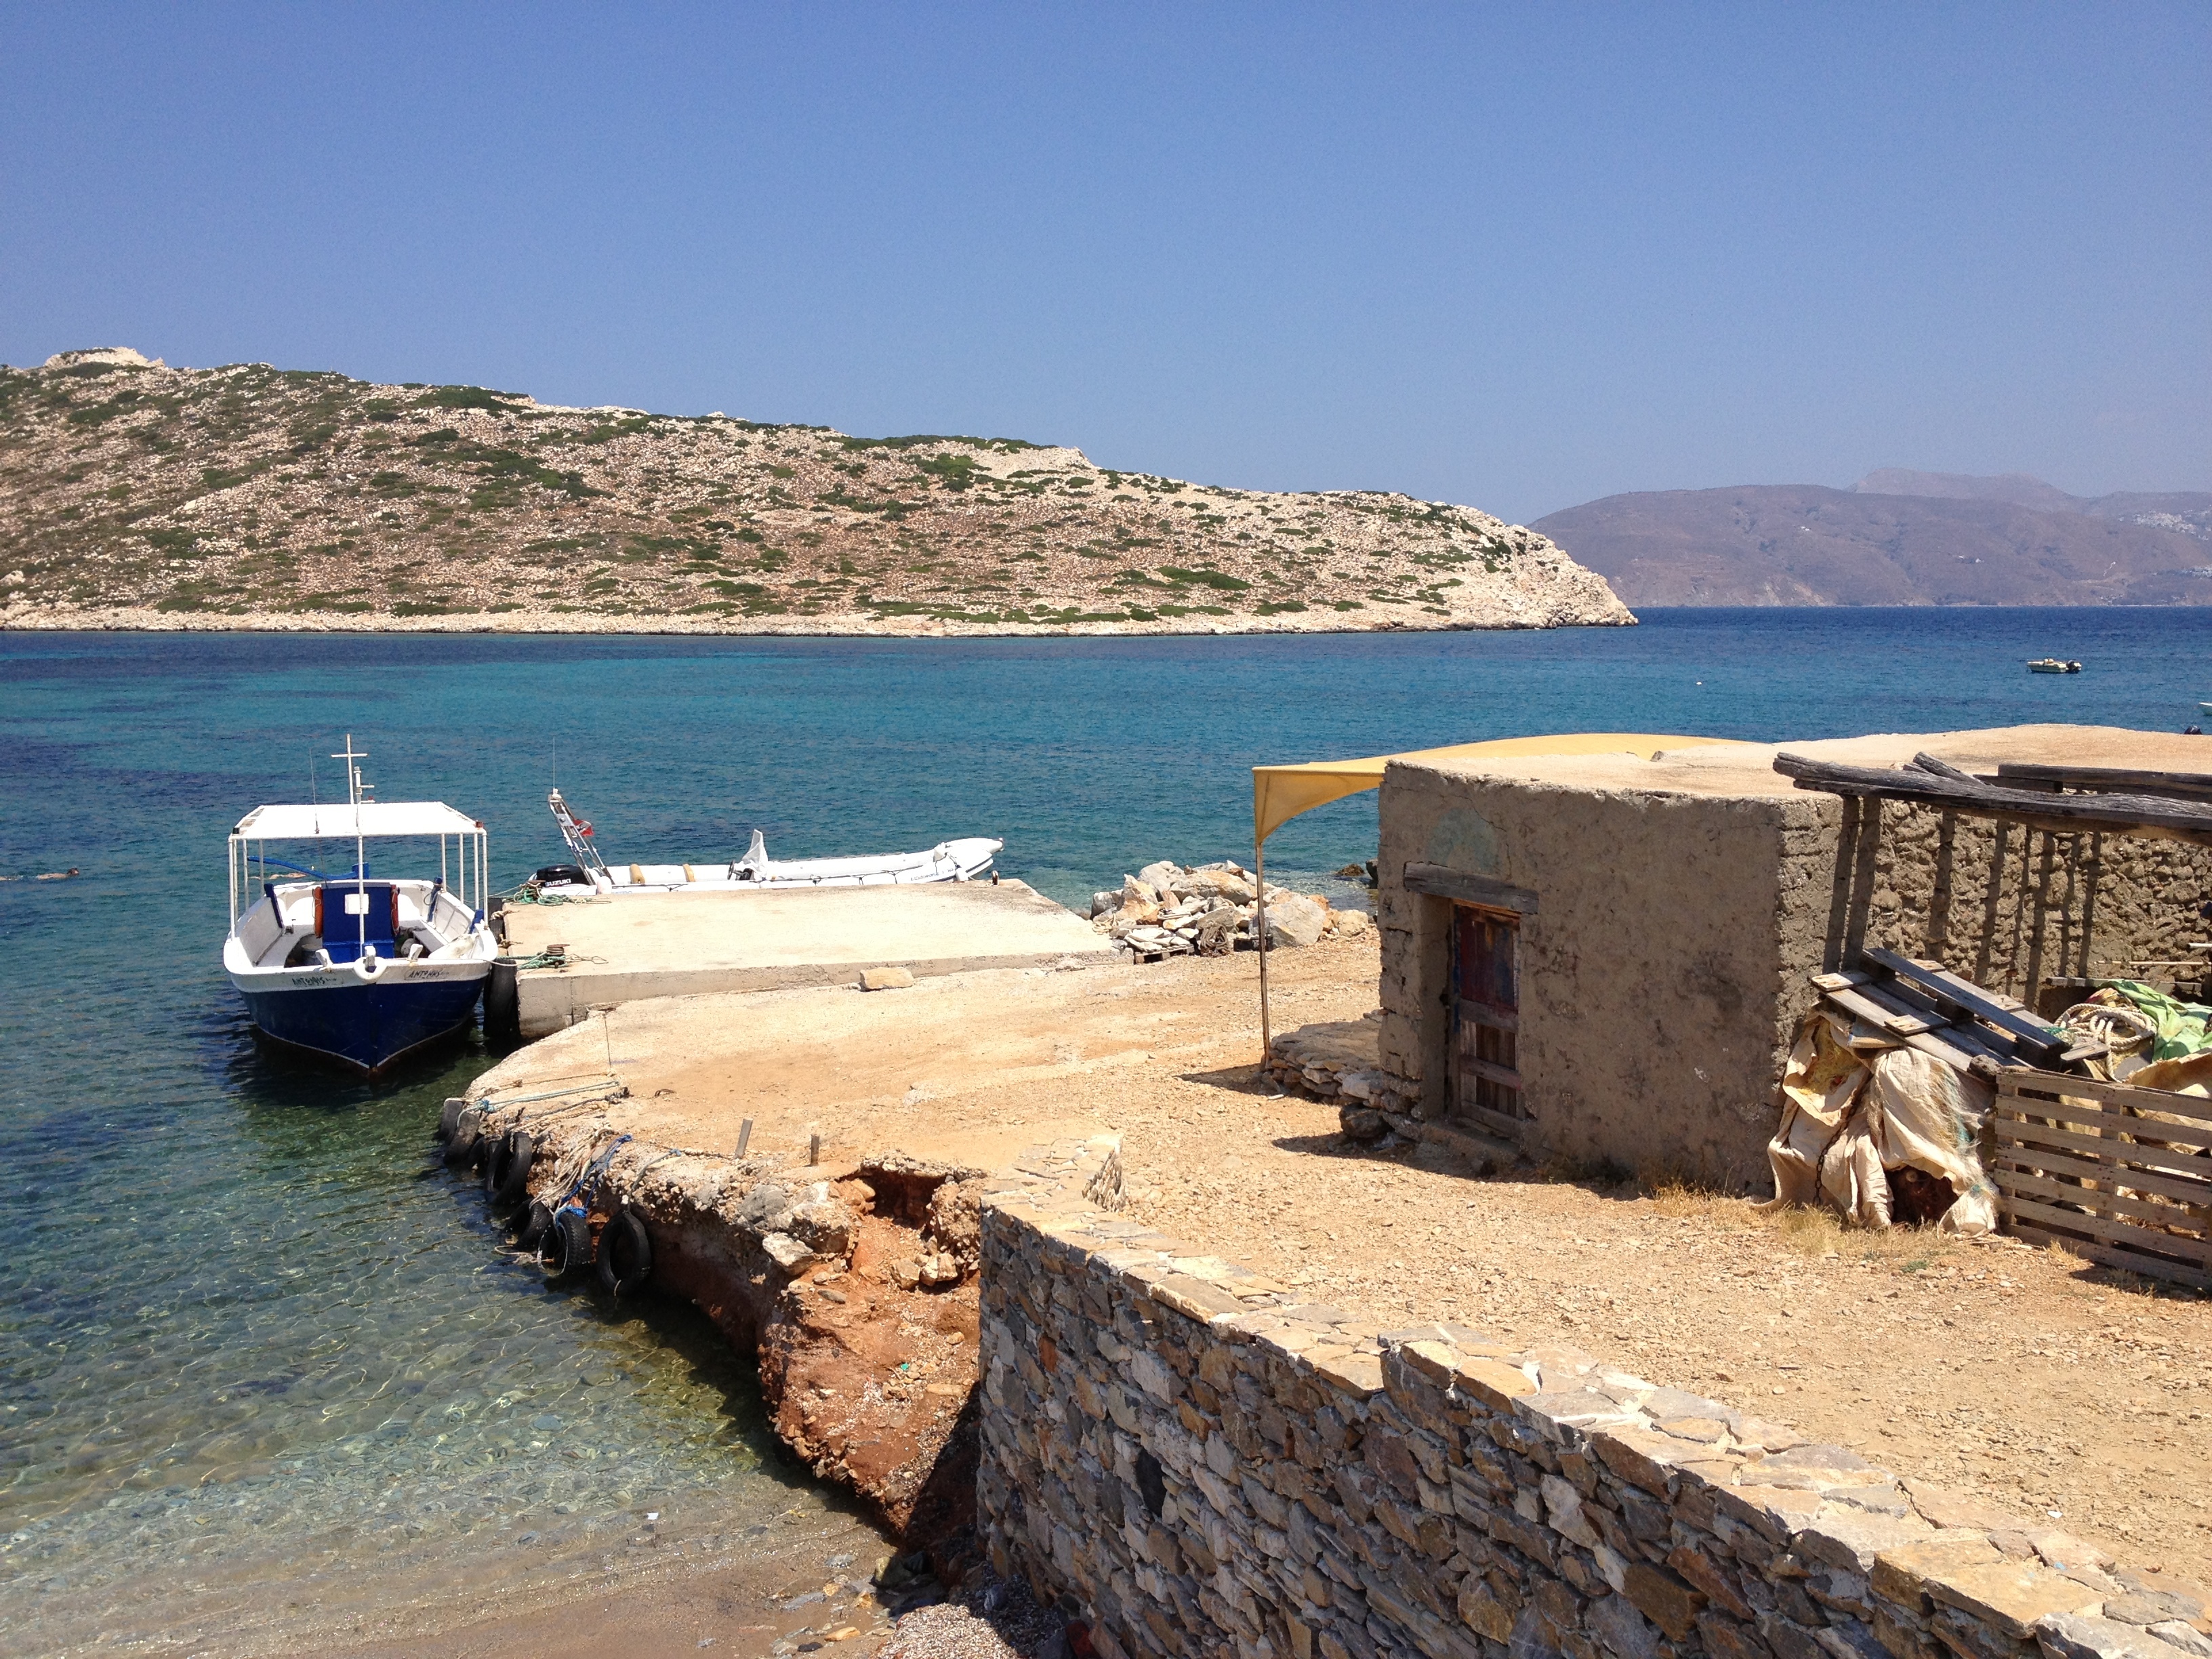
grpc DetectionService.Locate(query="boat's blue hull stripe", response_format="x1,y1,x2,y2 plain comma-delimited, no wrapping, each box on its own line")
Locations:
239,977,485,1072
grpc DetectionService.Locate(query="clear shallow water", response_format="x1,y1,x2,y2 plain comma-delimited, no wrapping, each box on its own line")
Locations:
2,609,2207,1651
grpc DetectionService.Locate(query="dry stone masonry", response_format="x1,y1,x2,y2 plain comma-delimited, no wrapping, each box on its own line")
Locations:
976,1143,2209,1659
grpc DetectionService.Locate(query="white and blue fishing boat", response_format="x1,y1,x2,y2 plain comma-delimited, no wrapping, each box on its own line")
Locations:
223,738,497,1073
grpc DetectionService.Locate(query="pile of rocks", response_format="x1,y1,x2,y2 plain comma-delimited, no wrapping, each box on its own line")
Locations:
1265,1014,1435,1144
1266,1012,1395,1103
1089,859,1371,960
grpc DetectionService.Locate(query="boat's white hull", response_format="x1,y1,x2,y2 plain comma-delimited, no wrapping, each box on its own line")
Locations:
546,836,1003,895
227,956,493,1072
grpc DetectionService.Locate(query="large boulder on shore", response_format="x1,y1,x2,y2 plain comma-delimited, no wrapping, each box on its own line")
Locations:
1265,893,1330,947
1183,865,1256,903
1136,860,1183,895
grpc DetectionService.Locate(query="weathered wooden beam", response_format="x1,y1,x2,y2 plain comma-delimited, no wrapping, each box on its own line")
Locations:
1992,1096,2212,1149
1403,863,1539,915
1906,1029,1994,1076
1460,1055,1525,1091
1773,752,2212,848
1456,998,1519,1033
1820,984,1938,1037
1994,1110,2212,1183
1995,762,2212,804
1994,1166,2211,1240
1990,1142,2211,1207
1907,753,1978,785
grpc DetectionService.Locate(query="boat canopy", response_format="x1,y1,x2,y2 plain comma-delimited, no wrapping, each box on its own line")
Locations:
1251,733,1757,846
232,801,485,840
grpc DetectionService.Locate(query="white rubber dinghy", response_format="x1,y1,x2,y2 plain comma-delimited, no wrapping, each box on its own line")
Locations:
539,792,1000,894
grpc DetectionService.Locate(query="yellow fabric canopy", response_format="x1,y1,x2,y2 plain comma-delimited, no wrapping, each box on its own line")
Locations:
1252,733,1757,846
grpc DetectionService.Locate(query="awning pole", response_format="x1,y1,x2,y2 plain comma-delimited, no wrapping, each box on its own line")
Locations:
1256,833,1271,1069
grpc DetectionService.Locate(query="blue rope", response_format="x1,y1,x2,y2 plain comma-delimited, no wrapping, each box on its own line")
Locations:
555,1133,634,1214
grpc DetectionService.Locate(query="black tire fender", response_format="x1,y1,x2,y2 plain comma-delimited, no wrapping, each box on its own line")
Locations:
539,1207,593,1280
437,1096,465,1143
444,1109,483,1168
515,1199,552,1256
596,1208,653,1298
485,1130,535,1212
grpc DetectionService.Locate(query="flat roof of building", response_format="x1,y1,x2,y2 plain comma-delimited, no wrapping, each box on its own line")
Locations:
1394,724,2207,800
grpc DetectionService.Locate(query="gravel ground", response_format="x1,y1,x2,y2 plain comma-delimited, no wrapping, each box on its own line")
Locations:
875,1574,1064,1659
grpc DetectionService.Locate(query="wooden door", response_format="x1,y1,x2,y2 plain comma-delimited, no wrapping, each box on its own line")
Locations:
1452,903,1528,1134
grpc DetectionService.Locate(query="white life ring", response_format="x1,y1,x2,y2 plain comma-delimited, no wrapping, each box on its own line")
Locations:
353,951,388,982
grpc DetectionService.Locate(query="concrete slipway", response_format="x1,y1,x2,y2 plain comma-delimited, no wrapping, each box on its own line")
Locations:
501,879,1118,1038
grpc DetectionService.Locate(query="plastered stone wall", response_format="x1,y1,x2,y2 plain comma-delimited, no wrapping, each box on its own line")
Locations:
976,1147,2209,1659
1374,764,1821,1187
1374,764,2212,1190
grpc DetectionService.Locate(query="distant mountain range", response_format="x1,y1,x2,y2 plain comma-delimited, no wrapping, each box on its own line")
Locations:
1533,470,2212,607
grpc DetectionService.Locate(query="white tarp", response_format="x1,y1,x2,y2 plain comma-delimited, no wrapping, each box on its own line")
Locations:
1765,1009,1866,1208
1767,1011,1997,1233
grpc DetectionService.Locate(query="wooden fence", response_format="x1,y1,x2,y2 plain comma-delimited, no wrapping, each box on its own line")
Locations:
1992,1067,2212,1290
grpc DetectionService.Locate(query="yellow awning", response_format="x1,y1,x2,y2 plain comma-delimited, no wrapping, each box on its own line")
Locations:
1252,733,1757,846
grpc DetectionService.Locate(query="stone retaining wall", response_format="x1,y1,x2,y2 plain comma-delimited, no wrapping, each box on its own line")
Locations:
977,1155,2207,1659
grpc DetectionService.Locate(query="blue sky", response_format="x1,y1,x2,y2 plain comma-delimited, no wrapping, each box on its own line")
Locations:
2,3,2205,523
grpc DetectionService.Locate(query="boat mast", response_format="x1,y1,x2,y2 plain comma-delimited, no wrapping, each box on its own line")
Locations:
334,734,369,959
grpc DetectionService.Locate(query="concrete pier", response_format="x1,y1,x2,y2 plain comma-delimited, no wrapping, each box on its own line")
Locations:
500,879,1116,1037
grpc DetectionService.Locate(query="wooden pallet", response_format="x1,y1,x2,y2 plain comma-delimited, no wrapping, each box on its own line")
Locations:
1809,955,2100,1073
1992,1067,2212,1290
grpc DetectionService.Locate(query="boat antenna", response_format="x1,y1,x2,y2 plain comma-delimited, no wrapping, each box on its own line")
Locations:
333,734,370,958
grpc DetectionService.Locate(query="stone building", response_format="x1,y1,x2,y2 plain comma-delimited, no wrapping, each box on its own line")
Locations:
1370,724,2212,1189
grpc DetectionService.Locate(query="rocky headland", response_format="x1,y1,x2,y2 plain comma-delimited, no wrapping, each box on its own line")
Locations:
0,348,1632,635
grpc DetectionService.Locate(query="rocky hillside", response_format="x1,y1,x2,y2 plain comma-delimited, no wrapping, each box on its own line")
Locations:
0,349,1631,634
1534,473,2212,607
1853,468,2212,542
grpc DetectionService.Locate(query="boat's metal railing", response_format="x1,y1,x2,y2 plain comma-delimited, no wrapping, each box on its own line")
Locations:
228,827,490,928
548,789,611,881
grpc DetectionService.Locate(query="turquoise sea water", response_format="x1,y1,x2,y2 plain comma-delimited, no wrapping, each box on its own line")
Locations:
3,608,2208,1652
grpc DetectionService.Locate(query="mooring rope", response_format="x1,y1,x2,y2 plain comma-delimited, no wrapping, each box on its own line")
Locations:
500,884,603,907
496,950,608,969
